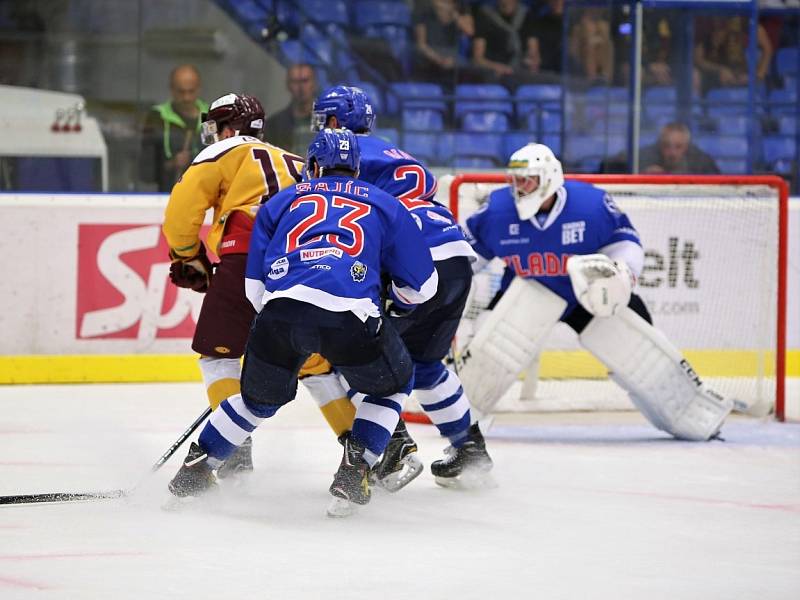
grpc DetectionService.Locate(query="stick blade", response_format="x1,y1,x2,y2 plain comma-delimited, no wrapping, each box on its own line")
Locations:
0,490,126,506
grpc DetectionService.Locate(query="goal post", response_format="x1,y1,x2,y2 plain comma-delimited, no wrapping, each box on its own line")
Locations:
447,173,789,422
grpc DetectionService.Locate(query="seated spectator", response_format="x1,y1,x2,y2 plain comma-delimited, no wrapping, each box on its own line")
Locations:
568,8,614,83
525,0,564,79
602,122,721,174
694,16,773,92
140,64,208,192
613,11,676,86
412,0,475,82
471,0,538,83
264,63,318,156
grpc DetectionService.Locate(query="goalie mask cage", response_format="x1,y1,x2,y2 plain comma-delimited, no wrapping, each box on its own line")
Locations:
443,174,788,422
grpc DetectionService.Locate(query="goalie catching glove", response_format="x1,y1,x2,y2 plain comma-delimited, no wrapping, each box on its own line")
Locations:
169,242,215,293
567,253,635,318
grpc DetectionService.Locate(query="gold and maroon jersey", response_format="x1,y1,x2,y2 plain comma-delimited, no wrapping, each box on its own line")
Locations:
163,135,304,258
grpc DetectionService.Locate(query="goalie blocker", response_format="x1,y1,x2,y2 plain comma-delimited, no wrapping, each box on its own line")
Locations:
458,276,732,441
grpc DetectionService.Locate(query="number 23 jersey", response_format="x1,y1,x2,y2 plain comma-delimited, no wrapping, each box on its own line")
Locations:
246,176,438,321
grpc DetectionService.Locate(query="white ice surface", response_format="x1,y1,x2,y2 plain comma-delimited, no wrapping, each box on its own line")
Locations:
0,383,798,600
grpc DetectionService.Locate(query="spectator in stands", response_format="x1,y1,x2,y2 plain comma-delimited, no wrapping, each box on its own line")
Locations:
525,0,564,79
694,16,773,92
568,7,614,83
412,0,475,82
264,63,318,156
471,0,539,83
602,122,720,174
140,64,208,192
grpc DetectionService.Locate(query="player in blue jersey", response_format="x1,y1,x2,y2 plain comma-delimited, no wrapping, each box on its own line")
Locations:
168,128,439,517
460,143,733,442
312,85,493,488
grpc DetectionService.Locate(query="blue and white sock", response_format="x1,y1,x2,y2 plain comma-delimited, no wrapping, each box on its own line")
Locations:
351,380,412,466
414,360,471,447
198,394,277,466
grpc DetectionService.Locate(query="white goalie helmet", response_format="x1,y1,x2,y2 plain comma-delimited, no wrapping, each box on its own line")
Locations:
507,143,564,220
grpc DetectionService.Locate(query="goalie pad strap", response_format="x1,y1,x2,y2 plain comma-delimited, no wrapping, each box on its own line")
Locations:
458,277,567,415
579,307,732,441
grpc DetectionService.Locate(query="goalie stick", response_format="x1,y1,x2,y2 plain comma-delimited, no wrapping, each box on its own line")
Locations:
0,406,212,506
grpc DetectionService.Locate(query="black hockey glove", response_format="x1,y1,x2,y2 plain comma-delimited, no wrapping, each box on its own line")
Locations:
169,242,215,293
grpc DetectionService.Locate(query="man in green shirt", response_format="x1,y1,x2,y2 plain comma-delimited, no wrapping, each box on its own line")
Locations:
140,64,209,192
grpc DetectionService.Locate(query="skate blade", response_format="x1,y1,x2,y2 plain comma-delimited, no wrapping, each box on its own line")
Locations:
434,466,496,490
326,496,359,518
376,454,424,493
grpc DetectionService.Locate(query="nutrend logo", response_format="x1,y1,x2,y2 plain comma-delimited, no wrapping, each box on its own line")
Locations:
76,224,208,341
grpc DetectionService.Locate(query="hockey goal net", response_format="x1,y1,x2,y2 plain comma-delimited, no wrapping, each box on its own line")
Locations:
440,173,789,422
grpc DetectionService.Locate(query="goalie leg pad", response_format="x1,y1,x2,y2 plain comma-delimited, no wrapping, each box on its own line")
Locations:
457,277,567,415
579,307,733,441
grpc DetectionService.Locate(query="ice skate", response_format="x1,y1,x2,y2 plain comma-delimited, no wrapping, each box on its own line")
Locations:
166,442,217,502
370,420,423,492
327,436,371,517
431,423,494,489
216,436,253,480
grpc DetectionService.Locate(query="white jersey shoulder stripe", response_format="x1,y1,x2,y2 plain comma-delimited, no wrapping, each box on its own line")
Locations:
192,135,264,164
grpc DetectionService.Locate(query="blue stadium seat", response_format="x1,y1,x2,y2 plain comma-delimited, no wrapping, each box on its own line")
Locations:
451,132,504,164
564,135,605,162
503,132,536,160
706,87,750,104
776,47,799,77
462,112,510,132
768,88,798,115
455,84,514,118
640,130,658,147
515,84,561,121
707,115,748,135
280,40,308,65
589,115,627,136
778,115,797,136
694,135,749,158
373,128,399,146
540,109,561,133
762,136,796,164
230,0,269,24
302,35,334,66
298,0,348,26
716,158,747,174
402,108,444,131
387,82,446,115
402,131,439,164
453,157,497,169
355,1,411,29
645,103,676,124
540,133,561,156
586,86,628,103
644,86,676,104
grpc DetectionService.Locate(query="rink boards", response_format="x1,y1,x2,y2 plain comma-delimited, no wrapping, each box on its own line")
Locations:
0,193,798,384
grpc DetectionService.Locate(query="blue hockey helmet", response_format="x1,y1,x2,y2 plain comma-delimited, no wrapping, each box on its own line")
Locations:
306,128,361,175
311,85,376,133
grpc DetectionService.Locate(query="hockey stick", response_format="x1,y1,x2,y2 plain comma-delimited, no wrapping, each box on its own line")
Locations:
0,406,212,506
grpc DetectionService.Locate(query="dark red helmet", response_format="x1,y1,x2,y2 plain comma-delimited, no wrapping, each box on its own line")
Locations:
200,93,265,145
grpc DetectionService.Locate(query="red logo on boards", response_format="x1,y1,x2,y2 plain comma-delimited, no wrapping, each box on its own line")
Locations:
76,224,211,340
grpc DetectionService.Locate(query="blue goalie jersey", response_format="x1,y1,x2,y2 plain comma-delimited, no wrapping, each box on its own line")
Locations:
465,180,641,310
246,176,438,321
357,134,475,262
